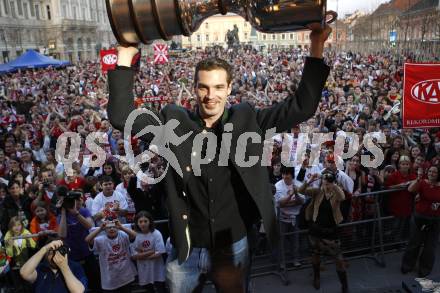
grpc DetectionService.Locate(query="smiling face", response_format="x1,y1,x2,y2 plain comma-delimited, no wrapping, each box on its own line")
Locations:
195,69,231,127
427,166,439,182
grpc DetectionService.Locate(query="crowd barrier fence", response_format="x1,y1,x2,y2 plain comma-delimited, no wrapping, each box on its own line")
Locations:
250,187,410,286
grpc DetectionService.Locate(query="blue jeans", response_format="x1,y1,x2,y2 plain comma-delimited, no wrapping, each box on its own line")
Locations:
166,237,249,293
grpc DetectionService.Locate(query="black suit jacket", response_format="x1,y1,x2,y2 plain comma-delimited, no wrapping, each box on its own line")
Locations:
107,57,330,263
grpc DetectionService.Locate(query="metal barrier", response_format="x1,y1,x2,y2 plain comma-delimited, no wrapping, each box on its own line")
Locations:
146,188,410,287
250,187,409,286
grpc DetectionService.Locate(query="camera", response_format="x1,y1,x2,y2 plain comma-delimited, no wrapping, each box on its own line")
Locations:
49,244,71,257
62,191,82,209
56,245,71,256
106,221,116,228
42,180,50,188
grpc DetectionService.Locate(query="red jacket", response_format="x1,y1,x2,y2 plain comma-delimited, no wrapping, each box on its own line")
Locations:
385,171,416,217
416,180,440,217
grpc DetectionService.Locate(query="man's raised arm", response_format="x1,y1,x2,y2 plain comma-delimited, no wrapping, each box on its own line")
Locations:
255,24,332,133
107,46,163,138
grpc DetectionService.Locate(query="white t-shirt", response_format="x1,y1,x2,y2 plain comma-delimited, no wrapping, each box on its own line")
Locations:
130,230,166,285
274,179,305,226
91,191,128,224
93,231,137,290
294,165,322,188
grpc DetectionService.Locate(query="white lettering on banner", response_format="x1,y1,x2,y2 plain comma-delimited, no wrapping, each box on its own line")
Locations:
411,79,440,104
407,119,440,125
102,53,117,65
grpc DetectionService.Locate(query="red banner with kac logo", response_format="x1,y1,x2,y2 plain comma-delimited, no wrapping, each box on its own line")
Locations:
100,49,118,73
403,63,440,128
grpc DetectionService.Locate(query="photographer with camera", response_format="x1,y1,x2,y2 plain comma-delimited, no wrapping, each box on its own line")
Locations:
20,239,86,293
299,169,348,293
31,169,57,212
57,189,101,292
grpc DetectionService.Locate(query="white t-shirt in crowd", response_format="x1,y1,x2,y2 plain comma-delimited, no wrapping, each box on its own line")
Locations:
92,231,137,290
274,179,305,226
91,190,128,220
294,165,322,188
130,230,166,285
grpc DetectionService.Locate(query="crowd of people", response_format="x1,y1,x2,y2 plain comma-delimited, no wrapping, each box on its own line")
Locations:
0,45,439,292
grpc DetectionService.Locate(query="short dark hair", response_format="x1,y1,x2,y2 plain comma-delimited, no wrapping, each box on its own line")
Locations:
280,166,294,175
55,185,69,197
100,175,114,184
194,58,233,85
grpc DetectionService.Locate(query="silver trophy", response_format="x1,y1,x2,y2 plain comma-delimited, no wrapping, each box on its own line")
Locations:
106,0,337,45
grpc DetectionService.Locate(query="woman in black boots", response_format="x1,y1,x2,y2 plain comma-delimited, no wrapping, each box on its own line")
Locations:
298,169,349,293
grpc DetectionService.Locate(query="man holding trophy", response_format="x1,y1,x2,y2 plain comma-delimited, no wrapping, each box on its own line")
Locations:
107,4,333,291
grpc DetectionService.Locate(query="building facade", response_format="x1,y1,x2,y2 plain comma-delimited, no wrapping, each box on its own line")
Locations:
0,0,114,63
346,0,439,57
180,14,347,51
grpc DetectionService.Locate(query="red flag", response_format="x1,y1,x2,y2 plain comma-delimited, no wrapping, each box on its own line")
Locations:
154,44,169,64
403,63,440,128
100,49,118,73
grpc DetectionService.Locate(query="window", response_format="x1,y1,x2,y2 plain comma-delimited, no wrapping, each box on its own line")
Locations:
81,7,85,19
23,1,27,18
290,33,293,39
205,22,208,28
205,34,209,41
244,23,247,27
272,34,276,40
46,5,50,20
3,0,8,14
197,34,201,42
34,4,39,19
244,32,248,39
17,0,22,15
62,5,66,18
72,6,76,19
282,34,285,40
29,0,33,16
263,34,266,40
10,1,16,18
2,51,9,63
0,1,2,15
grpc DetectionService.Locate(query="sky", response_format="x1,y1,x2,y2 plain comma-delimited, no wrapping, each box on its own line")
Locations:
327,0,391,18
